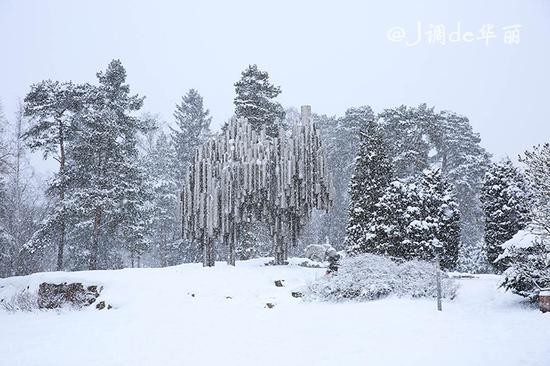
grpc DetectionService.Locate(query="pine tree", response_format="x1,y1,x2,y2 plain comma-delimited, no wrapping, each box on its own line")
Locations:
419,169,461,270
345,119,393,254
500,144,550,299
171,89,212,185
481,159,530,272
142,130,182,266
359,169,460,268
313,107,373,249
378,105,490,272
371,179,416,258
234,64,285,137
23,81,85,271
438,111,491,272
521,143,550,234
379,104,435,178
66,60,150,270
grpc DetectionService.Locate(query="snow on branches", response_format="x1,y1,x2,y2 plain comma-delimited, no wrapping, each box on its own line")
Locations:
181,106,333,266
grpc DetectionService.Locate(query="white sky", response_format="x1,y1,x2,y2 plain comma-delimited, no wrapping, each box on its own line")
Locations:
1,0,549,171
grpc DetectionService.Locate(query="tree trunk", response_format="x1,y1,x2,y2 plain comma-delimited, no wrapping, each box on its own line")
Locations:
227,227,236,266
89,208,102,270
160,231,168,267
56,113,66,271
203,236,215,267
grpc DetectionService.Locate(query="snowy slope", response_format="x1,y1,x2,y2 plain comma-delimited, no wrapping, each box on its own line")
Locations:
1,258,549,366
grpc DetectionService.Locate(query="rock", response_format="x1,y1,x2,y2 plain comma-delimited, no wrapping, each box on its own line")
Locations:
96,301,106,310
291,291,303,298
107,304,112,310
274,280,284,287
37,282,101,309
539,290,550,313
265,303,275,309
265,260,289,266
304,243,336,262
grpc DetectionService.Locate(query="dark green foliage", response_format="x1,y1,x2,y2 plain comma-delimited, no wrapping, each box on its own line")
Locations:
481,159,530,272
345,119,393,254
171,88,211,185
234,64,285,137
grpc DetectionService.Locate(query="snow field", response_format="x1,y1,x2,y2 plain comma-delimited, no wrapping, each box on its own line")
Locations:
1,258,549,366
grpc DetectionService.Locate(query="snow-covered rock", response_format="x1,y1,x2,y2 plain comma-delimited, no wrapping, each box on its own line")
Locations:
304,244,335,262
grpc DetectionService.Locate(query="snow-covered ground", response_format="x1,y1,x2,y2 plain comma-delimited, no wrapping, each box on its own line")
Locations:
1,258,549,366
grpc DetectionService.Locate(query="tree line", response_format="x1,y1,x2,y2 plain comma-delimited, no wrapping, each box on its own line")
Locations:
1,59,548,291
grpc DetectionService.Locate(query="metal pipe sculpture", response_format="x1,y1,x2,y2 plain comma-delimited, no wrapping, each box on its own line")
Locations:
181,105,332,266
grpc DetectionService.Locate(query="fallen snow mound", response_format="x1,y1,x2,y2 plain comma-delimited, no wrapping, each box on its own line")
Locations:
305,254,457,301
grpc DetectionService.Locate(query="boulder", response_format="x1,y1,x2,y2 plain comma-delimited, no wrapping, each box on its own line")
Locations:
37,282,101,309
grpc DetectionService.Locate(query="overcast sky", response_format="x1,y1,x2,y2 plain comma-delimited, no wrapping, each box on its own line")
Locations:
1,0,549,169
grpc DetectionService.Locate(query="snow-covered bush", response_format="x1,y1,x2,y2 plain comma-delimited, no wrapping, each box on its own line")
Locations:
498,229,550,300
0,287,38,312
305,254,457,302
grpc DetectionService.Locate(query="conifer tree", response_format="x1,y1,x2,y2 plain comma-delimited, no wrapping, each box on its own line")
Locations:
345,119,393,254
315,107,373,249
142,131,181,266
438,111,491,272
481,159,530,272
67,60,150,270
234,64,285,137
379,104,435,178
500,144,550,299
23,81,85,270
358,169,460,268
419,169,461,270
171,89,212,185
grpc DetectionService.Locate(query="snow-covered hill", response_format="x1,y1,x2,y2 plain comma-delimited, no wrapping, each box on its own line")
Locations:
1,258,549,366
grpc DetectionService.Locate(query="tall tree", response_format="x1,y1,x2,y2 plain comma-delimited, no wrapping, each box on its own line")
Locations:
234,64,285,137
345,119,393,254
360,169,460,269
481,159,530,272
419,169,461,270
438,111,491,272
67,60,149,270
171,88,211,185
23,81,84,270
142,130,181,266
521,144,550,234
500,143,550,299
379,104,435,178
378,104,490,272
312,107,373,249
